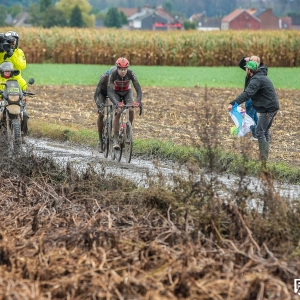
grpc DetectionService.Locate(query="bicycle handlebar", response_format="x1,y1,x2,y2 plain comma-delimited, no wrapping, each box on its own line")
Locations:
117,101,140,108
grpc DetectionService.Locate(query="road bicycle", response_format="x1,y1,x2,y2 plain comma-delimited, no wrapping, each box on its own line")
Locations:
113,101,140,163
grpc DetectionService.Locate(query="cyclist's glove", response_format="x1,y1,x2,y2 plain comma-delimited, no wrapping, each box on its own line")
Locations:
139,101,143,116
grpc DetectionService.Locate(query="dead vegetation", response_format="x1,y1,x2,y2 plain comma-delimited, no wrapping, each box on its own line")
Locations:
0,143,300,299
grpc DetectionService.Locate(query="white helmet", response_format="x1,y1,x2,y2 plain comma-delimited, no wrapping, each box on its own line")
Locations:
5,31,19,48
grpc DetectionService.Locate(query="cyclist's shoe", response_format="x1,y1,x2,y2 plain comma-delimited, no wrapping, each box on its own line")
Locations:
98,140,103,153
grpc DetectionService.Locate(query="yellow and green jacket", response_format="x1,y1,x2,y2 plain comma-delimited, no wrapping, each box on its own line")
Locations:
0,48,27,90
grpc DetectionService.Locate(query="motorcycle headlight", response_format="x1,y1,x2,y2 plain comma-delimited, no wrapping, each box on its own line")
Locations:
8,95,19,102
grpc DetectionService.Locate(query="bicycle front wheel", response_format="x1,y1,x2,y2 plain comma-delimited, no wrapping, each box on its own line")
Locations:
103,119,109,158
109,119,115,160
124,122,133,163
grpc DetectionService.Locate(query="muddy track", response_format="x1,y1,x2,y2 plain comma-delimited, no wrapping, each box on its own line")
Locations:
28,85,300,167
25,137,300,200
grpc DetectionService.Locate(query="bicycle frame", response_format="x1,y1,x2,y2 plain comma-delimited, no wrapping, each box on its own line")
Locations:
114,102,139,163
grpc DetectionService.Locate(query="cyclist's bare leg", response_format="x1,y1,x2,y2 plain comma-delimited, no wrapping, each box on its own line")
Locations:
112,108,121,149
97,111,104,140
129,108,134,124
111,93,122,149
124,90,134,124
96,94,106,152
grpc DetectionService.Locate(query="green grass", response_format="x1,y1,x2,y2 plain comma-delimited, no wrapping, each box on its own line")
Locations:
22,64,300,89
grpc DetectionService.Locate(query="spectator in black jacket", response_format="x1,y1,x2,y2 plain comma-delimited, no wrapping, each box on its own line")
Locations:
238,55,268,140
228,61,279,161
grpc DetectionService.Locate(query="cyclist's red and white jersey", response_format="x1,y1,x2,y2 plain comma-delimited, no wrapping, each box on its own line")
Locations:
108,68,142,104
114,78,131,91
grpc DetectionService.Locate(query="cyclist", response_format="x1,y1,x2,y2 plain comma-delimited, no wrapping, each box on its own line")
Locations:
0,31,27,91
94,66,116,153
107,57,143,150
0,62,29,136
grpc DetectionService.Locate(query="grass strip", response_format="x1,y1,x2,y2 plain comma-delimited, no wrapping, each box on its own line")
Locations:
29,120,300,184
23,64,300,90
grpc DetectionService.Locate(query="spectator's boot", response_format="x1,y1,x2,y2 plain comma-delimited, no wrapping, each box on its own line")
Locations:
259,141,269,161
113,131,120,150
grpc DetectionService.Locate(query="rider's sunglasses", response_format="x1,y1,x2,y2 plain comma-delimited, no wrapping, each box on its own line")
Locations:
118,68,127,72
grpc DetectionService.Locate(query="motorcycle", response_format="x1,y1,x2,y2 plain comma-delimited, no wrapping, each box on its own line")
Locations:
0,78,35,154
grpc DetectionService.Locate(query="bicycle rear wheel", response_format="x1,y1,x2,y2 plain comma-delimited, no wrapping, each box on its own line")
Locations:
124,122,133,163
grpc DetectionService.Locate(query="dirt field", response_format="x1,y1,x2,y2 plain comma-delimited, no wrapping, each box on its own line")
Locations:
28,85,300,167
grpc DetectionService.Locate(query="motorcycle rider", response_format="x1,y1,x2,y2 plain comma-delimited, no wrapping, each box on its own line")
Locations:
0,31,27,91
94,66,116,153
107,57,143,150
0,62,29,137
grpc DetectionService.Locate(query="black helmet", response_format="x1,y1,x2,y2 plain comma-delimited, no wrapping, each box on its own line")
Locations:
5,31,19,48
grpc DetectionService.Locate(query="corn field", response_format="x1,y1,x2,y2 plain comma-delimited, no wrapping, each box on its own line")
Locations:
1,27,300,66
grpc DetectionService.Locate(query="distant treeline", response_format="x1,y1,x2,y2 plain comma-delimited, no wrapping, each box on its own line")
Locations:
6,27,300,67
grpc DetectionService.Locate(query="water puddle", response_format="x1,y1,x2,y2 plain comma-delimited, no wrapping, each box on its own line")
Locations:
25,138,300,201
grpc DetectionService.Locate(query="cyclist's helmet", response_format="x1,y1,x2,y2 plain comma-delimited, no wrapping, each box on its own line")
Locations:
5,31,19,49
0,62,14,78
116,57,129,68
244,60,258,71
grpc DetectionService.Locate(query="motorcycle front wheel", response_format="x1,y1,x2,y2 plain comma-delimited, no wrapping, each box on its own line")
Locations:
10,119,22,154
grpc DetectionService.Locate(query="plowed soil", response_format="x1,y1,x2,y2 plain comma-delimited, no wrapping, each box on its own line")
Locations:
28,85,300,167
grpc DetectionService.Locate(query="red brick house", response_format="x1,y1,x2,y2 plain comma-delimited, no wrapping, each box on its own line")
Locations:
248,8,279,29
279,17,292,29
221,9,260,30
118,7,139,18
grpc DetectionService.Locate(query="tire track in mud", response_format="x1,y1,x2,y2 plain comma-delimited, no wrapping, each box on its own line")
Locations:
25,137,185,188
25,137,300,201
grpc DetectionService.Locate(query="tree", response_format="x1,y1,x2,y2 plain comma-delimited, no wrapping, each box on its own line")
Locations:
28,3,44,26
0,5,7,26
40,0,52,11
69,5,84,27
183,20,196,30
163,1,173,12
104,7,121,28
56,0,95,27
119,10,128,25
43,6,68,27
7,4,22,18
29,0,67,28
